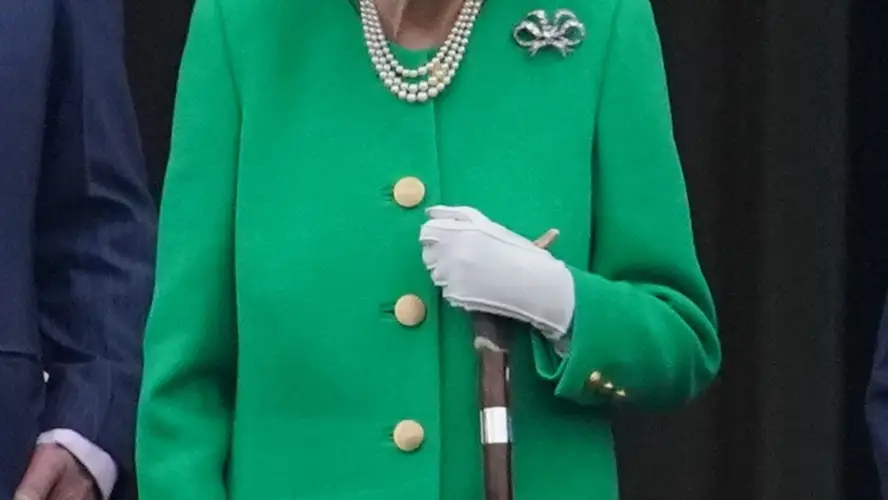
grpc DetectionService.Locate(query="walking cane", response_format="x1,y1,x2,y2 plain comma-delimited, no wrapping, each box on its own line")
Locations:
473,229,558,500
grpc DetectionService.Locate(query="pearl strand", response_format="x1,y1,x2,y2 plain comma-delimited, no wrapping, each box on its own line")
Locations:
359,0,482,103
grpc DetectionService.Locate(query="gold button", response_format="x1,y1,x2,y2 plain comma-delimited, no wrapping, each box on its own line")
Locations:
393,177,426,208
587,371,603,386
615,389,627,399
602,382,615,393
394,294,426,327
393,419,424,452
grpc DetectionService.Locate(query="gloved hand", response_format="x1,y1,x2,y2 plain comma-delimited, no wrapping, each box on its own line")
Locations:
419,206,575,338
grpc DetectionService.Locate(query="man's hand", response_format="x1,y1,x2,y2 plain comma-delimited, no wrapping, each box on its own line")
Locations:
15,444,98,500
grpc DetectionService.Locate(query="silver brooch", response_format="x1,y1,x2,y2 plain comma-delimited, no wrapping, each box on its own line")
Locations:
513,9,586,57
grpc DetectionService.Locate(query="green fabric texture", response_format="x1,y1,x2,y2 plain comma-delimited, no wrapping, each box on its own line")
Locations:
136,0,721,498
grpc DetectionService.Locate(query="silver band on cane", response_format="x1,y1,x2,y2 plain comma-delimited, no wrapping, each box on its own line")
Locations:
480,406,512,444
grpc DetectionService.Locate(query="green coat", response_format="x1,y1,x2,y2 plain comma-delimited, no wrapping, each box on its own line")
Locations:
136,0,721,498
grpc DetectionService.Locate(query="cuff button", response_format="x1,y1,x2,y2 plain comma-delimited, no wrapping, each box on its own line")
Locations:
587,371,603,386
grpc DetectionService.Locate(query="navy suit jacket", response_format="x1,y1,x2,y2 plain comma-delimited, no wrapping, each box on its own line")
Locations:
0,1,155,498
868,295,888,499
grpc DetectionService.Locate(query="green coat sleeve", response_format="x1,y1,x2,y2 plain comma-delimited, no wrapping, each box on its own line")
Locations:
533,0,721,410
136,0,239,497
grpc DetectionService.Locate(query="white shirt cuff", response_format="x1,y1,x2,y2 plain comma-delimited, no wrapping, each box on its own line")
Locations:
37,429,117,499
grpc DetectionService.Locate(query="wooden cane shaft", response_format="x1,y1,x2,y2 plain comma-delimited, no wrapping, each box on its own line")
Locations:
474,312,513,500
482,442,513,500
472,228,556,500
475,314,510,406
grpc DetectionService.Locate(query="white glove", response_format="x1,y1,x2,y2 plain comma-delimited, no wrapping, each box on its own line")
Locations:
418,205,575,338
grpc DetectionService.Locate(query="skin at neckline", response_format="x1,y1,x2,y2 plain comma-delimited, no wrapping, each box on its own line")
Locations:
372,0,467,50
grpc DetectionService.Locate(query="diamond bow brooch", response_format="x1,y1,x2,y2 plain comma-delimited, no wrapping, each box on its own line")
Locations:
513,9,586,57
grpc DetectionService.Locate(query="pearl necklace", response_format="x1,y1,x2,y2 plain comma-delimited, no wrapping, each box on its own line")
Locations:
359,0,482,103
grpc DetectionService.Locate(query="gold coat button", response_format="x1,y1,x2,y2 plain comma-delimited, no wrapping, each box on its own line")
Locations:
393,419,425,452
393,177,426,208
394,294,426,327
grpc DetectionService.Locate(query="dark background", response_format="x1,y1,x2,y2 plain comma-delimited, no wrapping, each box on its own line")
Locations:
124,0,888,498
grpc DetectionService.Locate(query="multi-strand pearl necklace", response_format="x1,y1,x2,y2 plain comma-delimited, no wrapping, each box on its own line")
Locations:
359,0,482,103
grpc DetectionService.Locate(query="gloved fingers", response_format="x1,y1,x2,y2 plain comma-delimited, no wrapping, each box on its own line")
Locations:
430,266,448,286
442,292,524,323
425,205,486,222
421,242,440,270
421,238,450,285
419,218,473,244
